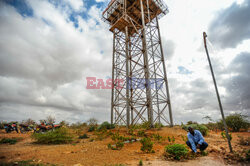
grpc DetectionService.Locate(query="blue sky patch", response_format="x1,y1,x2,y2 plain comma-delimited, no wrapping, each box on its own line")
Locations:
3,0,108,29
85,0,107,9
3,0,33,17
178,66,192,75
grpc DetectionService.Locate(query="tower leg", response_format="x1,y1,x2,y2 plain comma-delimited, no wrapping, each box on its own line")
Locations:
156,17,174,127
111,32,115,125
140,0,154,127
125,26,130,127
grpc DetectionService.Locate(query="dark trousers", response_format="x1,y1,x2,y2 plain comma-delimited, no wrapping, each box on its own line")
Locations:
186,141,208,152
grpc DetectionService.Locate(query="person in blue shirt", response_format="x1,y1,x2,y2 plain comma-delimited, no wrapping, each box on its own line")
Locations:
186,127,208,153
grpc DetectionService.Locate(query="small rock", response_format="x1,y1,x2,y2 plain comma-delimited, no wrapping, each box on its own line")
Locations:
81,149,87,152
63,151,71,154
73,164,83,166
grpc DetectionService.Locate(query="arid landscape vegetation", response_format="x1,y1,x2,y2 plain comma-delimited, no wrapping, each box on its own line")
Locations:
1,0,250,166
0,114,249,166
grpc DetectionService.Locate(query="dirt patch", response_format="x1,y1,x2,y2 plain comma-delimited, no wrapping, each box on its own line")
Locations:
129,155,227,166
0,128,249,166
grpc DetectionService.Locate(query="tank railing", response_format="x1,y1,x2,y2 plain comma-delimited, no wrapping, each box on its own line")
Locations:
102,0,124,22
152,0,169,15
102,0,169,28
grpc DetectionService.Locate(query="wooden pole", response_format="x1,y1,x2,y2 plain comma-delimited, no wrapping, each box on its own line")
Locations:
203,32,233,153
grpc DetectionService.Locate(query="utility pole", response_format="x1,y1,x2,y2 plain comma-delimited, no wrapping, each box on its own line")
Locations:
203,32,233,153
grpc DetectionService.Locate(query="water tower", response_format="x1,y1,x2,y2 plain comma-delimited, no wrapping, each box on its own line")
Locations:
102,0,173,128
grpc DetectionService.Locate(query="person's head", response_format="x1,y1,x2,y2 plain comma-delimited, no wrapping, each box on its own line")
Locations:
188,127,194,135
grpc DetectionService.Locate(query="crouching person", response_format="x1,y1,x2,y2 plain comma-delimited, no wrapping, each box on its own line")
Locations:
186,127,208,153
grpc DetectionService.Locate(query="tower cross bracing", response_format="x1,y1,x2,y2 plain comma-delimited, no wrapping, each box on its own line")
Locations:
102,0,173,127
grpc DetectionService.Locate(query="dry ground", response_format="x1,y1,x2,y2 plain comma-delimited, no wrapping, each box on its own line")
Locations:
0,126,249,166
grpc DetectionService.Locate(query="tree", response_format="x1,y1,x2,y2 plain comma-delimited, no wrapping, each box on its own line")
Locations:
59,120,69,127
46,116,55,124
186,121,197,125
24,118,36,125
203,116,213,122
224,113,249,132
87,118,98,126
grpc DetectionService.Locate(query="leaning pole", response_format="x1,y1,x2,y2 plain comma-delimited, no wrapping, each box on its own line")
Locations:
203,32,233,153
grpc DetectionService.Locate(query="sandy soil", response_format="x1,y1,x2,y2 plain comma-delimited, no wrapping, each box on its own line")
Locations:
0,127,249,166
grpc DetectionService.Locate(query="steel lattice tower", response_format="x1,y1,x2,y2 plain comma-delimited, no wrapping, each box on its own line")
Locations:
102,0,173,127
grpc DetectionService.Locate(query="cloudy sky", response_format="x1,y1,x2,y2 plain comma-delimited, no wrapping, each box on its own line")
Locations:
0,0,249,124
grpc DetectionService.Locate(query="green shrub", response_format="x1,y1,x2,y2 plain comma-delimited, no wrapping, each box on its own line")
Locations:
139,160,143,166
152,133,164,142
116,141,124,150
97,121,115,131
129,136,137,143
111,133,127,142
140,137,154,153
107,143,112,149
165,144,188,160
141,121,151,129
246,149,250,161
205,122,220,131
167,136,175,144
154,123,163,129
111,133,120,141
79,133,89,139
224,114,249,132
180,135,187,142
128,128,135,135
107,141,124,150
95,130,108,141
137,130,146,137
88,125,96,132
201,151,208,156
32,128,73,144
129,121,152,130
221,131,232,141
0,160,51,166
0,138,18,144
182,124,208,136
216,121,225,131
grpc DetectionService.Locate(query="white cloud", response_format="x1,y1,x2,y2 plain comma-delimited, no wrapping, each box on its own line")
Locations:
0,0,112,123
0,0,249,124
95,0,108,3
68,0,85,11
